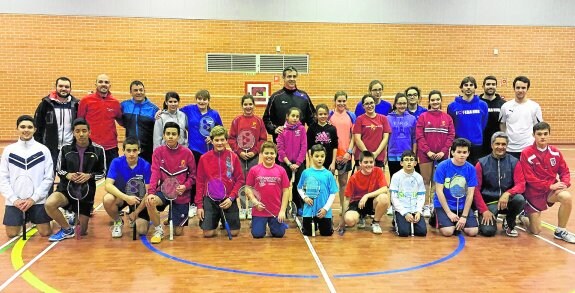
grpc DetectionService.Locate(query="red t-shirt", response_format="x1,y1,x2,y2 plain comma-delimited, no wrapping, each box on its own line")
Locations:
345,167,387,203
352,114,391,162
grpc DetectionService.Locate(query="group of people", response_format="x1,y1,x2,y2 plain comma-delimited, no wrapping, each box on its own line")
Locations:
0,67,573,244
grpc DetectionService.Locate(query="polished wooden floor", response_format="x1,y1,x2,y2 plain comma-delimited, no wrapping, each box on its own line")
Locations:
0,147,574,293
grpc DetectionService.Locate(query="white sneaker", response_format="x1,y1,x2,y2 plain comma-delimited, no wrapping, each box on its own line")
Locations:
422,205,431,218
239,209,247,220
357,217,366,229
372,222,382,234
554,229,575,244
111,220,123,238
151,226,164,244
188,205,197,218
386,206,393,216
247,208,252,220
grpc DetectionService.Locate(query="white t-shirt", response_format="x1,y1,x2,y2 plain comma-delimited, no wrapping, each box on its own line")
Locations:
499,99,543,152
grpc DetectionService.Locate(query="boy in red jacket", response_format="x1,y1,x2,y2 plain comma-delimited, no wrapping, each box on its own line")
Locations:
519,122,574,243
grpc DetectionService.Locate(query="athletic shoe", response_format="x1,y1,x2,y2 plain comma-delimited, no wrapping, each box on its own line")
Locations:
111,220,123,238
386,207,393,216
519,214,530,229
357,217,366,229
49,228,75,242
422,205,431,218
554,229,575,244
239,209,247,220
188,204,197,218
64,210,75,227
502,218,509,231
247,208,252,220
372,222,382,234
151,226,164,244
505,227,519,237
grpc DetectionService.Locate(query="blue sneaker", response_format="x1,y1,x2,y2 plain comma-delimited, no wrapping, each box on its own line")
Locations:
49,228,75,242
554,229,575,244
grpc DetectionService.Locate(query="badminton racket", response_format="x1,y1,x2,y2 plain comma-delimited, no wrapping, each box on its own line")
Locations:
199,116,215,151
303,176,321,237
161,177,180,241
125,177,146,240
207,178,232,240
12,175,34,241
239,185,288,229
67,179,90,240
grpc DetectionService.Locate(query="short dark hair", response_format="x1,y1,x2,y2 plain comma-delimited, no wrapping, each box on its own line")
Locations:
123,137,141,149
401,150,416,161
16,115,35,128
533,121,550,134
359,150,374,162
73,118,90,130
513,76,531,90
282,66,298,77
163,121,180,135
286,107,301,118
404,86,421,97
129,80,144,91
55,77,71,88
260,141,277,154
459,76,477,89
450,138,471,153
483,76,497,86
310,144,326,156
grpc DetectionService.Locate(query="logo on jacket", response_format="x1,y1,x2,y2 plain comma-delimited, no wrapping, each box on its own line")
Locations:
180,160,186,168
315,131,331,144
550,158,556,167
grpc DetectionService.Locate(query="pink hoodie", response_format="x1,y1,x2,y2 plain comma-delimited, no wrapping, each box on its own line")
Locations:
277,121,307,165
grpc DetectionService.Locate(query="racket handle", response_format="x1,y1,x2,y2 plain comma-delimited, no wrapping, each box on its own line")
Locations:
22,214,27,240
225,222,232,240
132,224,137,241
410,222,414,237
75,224,81,240
169,220,174,241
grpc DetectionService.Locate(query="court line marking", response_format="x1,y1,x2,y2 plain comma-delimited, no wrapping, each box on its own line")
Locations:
296,217,336,293
4,179,106,291
334,233,465,278
0,230,58,291
9,229,60,293
0,225,37,252
514,225,575,255
140,236,319,279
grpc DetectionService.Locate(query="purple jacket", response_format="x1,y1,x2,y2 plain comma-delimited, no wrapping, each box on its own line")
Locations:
277,121,307,165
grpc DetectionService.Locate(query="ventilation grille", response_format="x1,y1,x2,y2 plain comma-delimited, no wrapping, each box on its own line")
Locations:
206,54,309,73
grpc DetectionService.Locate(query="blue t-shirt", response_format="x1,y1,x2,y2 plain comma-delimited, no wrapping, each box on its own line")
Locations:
407,105,427,120
297,167,338,218
180,104,223,154
433,159,477,211
107,156,152,192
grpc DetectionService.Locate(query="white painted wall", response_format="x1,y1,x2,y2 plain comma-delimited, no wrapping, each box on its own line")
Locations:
1,0,574,26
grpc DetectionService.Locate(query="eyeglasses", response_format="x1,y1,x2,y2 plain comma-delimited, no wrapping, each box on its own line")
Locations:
370,88,383,92
406,94,418,98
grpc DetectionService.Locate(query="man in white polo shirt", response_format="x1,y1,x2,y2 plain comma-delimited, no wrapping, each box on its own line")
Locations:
499,76,543,159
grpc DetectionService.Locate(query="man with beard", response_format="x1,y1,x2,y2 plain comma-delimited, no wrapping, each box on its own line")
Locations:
34,77,80,173
447,76,488,165
479,76,505,158
263,66,316,143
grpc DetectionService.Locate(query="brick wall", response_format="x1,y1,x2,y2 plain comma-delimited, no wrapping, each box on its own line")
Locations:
0,14,573,143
